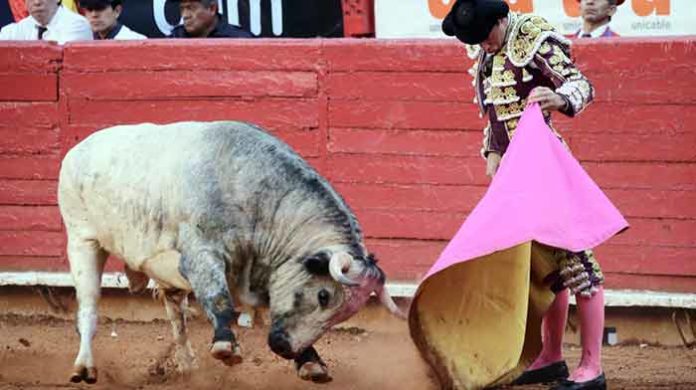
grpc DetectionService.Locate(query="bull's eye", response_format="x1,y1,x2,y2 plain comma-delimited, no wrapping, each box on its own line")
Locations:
317,289,331,308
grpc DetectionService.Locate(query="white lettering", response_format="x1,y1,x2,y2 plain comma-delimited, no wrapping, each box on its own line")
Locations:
249,0,261,35
230,0,283,36
631,18,672,31
153,0,179,36
226,0,240,26
271,0,283,36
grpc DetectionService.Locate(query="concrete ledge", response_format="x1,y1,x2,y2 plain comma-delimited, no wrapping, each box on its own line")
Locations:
2,271,694,309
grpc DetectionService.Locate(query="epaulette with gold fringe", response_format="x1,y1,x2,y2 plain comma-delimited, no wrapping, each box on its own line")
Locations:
506,14,572,67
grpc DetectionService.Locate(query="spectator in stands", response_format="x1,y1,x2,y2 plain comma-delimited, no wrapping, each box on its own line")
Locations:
574,0,624,38
168,0,252,38
0,0,92,43
79,0,145,40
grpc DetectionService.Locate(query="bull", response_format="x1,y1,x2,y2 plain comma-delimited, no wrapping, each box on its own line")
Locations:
57,121,404,384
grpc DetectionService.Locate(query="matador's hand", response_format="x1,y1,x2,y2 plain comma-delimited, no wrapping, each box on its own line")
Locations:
527,87,567,112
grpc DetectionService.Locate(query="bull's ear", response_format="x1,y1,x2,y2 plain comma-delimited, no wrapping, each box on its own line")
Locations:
303,252,330,276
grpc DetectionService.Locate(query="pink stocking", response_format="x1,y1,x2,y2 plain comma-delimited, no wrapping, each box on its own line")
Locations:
570,286,605,382
528,288,569,370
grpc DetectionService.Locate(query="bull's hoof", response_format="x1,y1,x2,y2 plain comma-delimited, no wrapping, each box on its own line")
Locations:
298,361,332,383
69,372,82,383
210,341,243,366
70,365,98,384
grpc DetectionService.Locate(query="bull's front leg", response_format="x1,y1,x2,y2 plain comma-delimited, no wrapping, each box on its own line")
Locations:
180,248,242,366
294,346,332,383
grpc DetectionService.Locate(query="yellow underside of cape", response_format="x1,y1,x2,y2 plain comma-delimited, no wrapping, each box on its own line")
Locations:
409,242,559,389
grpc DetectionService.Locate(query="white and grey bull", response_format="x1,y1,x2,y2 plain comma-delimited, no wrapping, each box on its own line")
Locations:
57,121,404,384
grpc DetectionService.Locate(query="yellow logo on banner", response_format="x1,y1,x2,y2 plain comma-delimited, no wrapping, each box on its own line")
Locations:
563,0,581,17
427,0,672,20
428,0,456,18
506,0,534,12
632,0,670,16
565,0,671,17
428,0,533,18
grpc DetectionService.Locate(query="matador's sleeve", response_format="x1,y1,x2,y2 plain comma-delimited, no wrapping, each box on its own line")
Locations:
531,39,594,117
464,47,500,159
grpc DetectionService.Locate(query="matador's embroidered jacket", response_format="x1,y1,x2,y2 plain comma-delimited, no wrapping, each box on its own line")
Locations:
469,13,594,157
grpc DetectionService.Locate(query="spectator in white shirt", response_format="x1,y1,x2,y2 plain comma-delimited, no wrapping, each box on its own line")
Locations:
79,0,146,40
0,0,92,44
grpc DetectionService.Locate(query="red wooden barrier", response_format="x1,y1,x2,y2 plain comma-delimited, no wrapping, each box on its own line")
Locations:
0,38,694,292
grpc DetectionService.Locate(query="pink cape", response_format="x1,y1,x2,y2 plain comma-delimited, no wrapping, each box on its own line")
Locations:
408,104,628,389
428,104,627,278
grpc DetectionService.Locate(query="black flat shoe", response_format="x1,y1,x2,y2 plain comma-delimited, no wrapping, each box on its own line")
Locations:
511,361,569,385
550,373,606,390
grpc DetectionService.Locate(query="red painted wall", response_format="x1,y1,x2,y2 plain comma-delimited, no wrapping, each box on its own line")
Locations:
1,38,694,292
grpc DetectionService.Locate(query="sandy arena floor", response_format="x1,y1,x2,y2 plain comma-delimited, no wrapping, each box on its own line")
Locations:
0,313,694,390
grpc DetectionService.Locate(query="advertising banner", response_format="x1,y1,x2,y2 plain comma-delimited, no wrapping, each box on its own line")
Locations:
0,0,344,38
375,0,696,38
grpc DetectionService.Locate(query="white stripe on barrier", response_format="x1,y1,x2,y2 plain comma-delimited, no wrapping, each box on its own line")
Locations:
1,272,694,309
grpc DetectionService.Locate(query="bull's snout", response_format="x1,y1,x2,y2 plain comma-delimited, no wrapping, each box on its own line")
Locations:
268,328,294,359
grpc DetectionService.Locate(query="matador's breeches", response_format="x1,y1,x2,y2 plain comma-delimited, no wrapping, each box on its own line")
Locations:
546,249,605,297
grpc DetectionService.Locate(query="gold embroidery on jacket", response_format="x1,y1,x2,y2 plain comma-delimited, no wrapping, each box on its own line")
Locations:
476,12,592,154
495,101,525,121
492,54,506,71
505,118,520,139
488,86,520,105
550,45,573,73
507,13,571,67
522,67,533,82
491,69,516,87
486,51,519,103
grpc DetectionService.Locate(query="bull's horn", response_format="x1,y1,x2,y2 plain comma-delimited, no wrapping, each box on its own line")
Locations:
377,285,407,320
329,253,361,286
